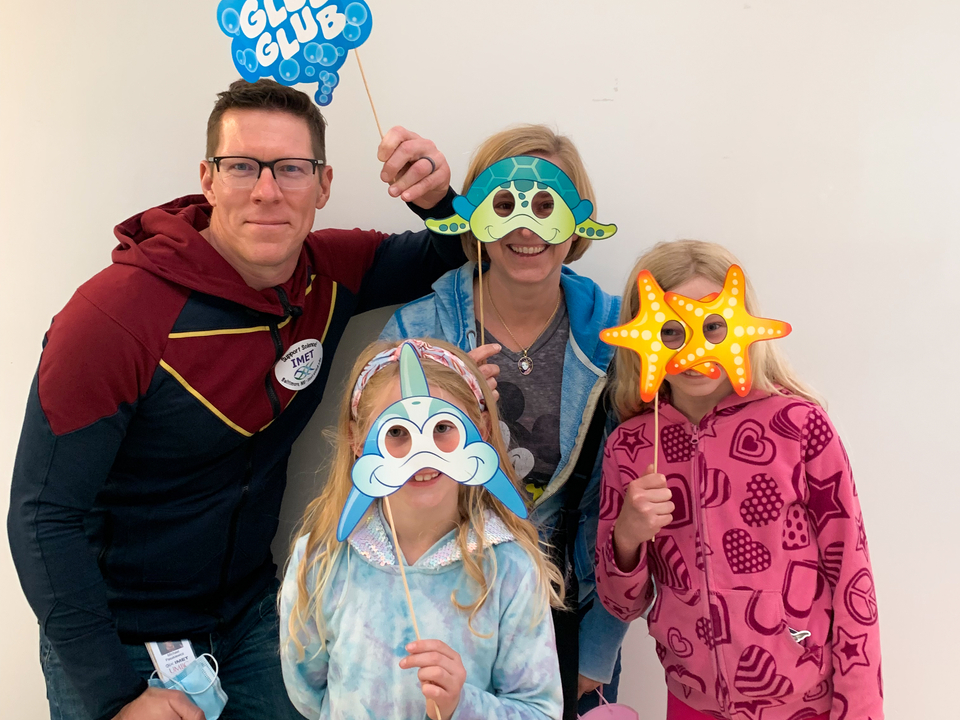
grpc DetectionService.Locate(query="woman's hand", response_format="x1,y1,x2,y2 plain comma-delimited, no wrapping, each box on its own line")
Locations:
577,673,602,699
467,343,501,401
377,127,451,209
400,639,466,720
612,464,674,570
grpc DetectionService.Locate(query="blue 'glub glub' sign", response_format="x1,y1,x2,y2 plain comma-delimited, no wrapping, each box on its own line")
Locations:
217,0,372,106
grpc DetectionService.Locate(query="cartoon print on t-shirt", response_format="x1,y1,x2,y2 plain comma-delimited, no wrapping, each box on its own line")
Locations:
497,381,560,501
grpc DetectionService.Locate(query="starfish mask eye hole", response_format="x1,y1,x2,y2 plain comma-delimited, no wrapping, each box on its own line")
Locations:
703,314,728,344
532,191,554,219
384,423,412,458
493,190,515,217
661,320,686,350
432,420,461,453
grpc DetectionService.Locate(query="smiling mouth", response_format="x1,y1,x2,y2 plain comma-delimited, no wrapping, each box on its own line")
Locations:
507,244,547,256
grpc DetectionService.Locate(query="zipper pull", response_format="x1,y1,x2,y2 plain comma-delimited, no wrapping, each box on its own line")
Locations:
275,286,294,318
691,426,699,447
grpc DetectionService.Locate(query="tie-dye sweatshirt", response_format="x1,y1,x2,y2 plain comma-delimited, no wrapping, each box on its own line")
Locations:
280,506,562,720
595,390,882,720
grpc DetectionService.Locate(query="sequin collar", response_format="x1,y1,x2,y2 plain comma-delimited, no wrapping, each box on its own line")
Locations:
349,504,516,570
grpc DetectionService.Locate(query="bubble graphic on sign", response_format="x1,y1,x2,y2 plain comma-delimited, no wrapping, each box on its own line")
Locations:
216,0,373,107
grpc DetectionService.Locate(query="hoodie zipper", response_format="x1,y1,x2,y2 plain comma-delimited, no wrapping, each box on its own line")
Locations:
265,287,298,419
265,322,283,418
690,422,733,718
215,458,252,625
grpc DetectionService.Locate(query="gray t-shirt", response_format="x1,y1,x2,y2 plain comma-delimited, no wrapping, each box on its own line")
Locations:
481,302,568,501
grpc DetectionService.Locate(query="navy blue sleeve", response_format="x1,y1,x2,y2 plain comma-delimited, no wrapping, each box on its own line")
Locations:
355,188,465,313
9,376,148,720
7,287,163,720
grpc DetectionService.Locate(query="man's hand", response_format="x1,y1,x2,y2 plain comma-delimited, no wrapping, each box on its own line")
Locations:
577,673,602,699
400,639,466,720
612,464,674,571
467,343,501,402
113,687,204,720
377,126,451,209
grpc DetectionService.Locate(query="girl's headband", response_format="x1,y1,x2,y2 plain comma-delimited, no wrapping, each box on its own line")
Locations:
350,339,486,419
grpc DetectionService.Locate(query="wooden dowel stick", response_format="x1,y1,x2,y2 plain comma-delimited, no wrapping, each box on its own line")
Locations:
353,48,384,140
382,496,443,720
477,239,485,346
653,390,659,474
651,389,660,543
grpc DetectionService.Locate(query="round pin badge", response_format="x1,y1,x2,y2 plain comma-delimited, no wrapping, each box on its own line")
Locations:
275,339,323,390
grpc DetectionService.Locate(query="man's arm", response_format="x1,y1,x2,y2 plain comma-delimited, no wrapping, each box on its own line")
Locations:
354,189,465,313
7,291,158,720
353,127,465,313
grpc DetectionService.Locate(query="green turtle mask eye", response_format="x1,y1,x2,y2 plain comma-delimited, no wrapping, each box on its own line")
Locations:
424,155,618,244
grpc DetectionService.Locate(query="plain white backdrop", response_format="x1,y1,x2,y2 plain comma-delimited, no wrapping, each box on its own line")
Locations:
2,1,959,717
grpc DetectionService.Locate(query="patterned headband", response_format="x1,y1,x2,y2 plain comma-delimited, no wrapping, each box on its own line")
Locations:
350,339,487,419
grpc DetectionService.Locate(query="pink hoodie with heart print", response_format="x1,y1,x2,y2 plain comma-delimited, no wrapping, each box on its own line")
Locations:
596,390,882,720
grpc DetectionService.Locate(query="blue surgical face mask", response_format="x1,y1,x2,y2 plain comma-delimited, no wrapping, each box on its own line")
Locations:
149,654,228,720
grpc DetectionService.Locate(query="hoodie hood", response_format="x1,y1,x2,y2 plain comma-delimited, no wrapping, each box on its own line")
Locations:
112,194,312,316
349,504,516,572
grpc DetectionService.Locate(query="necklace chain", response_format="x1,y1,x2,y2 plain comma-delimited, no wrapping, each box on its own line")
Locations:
488,290,562,376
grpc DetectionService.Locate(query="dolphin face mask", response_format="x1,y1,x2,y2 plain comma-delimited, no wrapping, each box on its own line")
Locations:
336,342,527,541
425,155,617,245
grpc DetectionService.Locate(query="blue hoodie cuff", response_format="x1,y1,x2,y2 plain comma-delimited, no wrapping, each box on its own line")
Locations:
577,601,630,683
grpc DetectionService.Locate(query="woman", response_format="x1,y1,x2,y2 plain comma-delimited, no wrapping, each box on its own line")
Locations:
381,125,627,718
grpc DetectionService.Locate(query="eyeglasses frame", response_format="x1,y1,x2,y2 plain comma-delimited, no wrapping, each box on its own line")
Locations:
207,156,325,187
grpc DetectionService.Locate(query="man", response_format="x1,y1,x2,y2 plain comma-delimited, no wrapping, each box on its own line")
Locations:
8,79,492,720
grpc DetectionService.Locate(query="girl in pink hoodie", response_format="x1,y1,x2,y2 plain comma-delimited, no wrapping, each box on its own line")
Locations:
596,240,882,720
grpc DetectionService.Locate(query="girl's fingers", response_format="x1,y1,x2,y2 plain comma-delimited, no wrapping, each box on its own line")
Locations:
653,513,673,529
417,665,455,690
405,639,457,659
401,650,455,672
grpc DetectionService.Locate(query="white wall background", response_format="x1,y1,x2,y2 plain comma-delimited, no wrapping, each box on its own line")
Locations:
2,1,958,716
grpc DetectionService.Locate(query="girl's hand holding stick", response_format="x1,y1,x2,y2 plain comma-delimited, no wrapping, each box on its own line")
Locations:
612,463,674,571
400,639,466,720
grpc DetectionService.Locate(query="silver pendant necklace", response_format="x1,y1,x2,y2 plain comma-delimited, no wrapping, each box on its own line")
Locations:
489,291,562,376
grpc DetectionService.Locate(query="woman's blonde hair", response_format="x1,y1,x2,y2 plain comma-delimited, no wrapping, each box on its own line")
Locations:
610,240,822,422
285,339,564,658
460,124,597,264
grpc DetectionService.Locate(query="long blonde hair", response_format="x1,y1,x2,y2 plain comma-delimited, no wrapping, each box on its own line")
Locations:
286,339,564,658
460,124,598,264
610,239,822,422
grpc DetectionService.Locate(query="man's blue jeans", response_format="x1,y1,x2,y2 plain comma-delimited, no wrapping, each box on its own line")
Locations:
40,582,302,720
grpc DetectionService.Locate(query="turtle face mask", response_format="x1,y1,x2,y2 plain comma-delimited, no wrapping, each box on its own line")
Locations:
469,183,575,243
425,155,617,244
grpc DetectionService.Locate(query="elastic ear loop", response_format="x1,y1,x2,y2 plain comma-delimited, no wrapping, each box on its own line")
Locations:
150,653,220,695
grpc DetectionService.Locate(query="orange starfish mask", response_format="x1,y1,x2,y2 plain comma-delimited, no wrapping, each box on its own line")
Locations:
600,271,719,402
664,264,792,397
